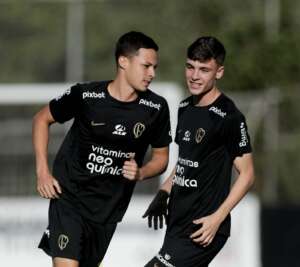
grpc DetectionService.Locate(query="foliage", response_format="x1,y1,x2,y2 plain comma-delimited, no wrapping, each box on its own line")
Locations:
0,0,299,91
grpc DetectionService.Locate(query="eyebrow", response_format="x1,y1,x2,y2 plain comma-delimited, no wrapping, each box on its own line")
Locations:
144,61,158,67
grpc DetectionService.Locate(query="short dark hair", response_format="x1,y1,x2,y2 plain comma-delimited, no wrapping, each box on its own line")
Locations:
187,36,226,65
115,31,158,63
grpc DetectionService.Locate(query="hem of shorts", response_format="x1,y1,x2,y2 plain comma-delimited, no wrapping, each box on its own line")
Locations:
39,247,80,261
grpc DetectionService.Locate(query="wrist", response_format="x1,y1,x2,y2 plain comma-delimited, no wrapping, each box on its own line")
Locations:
214,207,230,223
158,189,169,199
36,165,50,177
137,168,145,181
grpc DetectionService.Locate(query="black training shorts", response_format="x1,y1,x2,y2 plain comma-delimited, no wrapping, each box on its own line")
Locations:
144,233,227,267
38,198,116,267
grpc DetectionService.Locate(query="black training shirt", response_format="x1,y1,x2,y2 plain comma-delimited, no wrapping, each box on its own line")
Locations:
49,81,171,223
166,93,252,238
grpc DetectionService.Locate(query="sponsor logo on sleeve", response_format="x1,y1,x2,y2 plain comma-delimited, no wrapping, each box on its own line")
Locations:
55,88,71,101
239,122,249,147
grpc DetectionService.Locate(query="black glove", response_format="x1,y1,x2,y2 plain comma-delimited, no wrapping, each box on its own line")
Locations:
142,189,169,230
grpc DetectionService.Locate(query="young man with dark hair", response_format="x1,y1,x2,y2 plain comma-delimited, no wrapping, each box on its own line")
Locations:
33,31,172,267
143,36,255,267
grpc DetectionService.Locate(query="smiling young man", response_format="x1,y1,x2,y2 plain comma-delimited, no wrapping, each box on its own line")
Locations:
33,31,172,267
143,36,255,267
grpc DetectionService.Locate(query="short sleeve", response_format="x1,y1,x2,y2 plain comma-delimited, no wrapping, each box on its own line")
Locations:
224,113,252,159
150,100,172,148
49,84,80,123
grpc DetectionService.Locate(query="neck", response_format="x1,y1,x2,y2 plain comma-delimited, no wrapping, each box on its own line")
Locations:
108,78,138,102
193,87,221,107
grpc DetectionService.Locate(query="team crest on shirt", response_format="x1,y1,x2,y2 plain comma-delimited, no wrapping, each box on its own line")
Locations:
195,128,206,143
112,124,127,136
58,234,69,250
133,122,145,138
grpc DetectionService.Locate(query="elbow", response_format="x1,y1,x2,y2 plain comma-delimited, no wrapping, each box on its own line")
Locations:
158,155,169,175
32,111,41,130
33,106,54,128
161,161,168,174
158,159,168,175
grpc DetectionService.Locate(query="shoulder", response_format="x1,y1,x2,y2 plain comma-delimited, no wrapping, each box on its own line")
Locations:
209,93,245,122
74,80,109,92
179,95,193,109
70,80,109,99
176,96,193,117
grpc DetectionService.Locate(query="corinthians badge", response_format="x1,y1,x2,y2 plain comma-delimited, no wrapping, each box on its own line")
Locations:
58,234,69,250
133,122,146,138
195,128,205,143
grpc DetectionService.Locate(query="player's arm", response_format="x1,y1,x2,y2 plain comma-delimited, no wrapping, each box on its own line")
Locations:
122,146,169,181
191,153,255,246
32,105,62,199
160,166,175,193
142,166,175,229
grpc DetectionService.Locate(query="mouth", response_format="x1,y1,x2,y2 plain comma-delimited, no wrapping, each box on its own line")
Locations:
189,81,202,88
143,80,152,86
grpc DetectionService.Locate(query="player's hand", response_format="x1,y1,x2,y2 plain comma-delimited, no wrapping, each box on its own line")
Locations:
122,158,140,181
142,190,169,230
190,212,223,247
37,171,62,199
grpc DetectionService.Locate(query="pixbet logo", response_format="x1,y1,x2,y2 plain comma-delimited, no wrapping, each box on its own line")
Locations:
139,99,161,110
82,91,105,99
179,101,189,108
209,106,227,118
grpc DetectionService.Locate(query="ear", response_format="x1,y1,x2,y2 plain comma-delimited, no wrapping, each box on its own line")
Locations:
118,56,129,70
216,65,224,80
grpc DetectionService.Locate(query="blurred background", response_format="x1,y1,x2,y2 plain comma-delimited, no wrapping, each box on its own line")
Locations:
0,0,299,266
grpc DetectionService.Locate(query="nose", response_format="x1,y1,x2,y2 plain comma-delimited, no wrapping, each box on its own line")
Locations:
191,69,199,80
148,66,155,79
